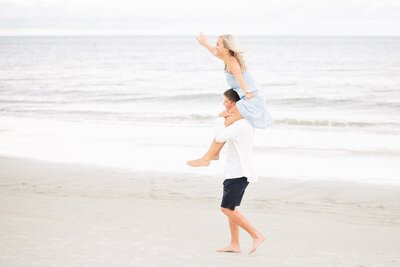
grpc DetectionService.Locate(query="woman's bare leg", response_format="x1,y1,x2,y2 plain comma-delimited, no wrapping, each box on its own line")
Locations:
208,139,224,160
186,139,225,167
224,105,244,127
187,106,243,167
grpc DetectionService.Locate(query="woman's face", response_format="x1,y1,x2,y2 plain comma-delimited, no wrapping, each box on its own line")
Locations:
215,38,228,56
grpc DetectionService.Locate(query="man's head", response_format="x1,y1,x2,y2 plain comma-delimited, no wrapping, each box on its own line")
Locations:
223,88,240,111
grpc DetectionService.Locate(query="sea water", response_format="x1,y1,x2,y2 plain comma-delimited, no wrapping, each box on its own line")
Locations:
1,35,399,184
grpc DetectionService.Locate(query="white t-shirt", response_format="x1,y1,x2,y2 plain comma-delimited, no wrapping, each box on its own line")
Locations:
214,117,258,183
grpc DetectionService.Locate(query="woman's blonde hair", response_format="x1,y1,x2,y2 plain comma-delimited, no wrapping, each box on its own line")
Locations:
218,34,247,73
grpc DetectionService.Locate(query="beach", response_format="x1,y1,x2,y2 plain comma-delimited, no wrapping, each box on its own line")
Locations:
1,155,399,266
1,35,400,266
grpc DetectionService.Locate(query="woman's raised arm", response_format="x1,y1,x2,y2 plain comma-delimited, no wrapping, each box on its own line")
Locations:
196,32,221,59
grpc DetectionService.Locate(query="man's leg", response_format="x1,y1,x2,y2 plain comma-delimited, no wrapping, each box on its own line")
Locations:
229,216,240,245
216,216,241,252
221,207,266,254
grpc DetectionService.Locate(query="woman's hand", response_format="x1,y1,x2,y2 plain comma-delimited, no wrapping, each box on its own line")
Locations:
196,32,209,47
219,110,234,118
245,91,254,100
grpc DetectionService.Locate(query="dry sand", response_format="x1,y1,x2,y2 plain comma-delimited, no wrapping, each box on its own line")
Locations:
1,155,399,266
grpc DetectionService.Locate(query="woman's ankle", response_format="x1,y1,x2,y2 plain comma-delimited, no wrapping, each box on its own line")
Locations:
201,156,212,161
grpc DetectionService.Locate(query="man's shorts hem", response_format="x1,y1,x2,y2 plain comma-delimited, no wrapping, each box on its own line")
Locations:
220,177,249,211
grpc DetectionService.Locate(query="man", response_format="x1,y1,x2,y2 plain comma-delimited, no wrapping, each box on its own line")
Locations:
214,88,266,255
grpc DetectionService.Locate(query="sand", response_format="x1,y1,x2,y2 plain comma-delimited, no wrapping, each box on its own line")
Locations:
1,155,400,267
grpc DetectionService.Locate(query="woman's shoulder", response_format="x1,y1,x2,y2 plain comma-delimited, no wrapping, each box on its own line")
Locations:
226,57,240,69
225,62,247,75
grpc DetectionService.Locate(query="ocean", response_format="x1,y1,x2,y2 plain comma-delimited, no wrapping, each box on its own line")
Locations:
1,35,399,184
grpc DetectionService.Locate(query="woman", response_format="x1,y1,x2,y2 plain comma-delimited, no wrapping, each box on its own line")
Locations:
187,33,273,167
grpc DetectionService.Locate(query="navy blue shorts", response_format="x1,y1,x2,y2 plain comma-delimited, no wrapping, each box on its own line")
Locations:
221,177,249,210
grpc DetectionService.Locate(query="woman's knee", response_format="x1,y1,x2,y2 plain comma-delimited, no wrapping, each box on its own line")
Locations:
224,115,237,127
227,106,243,119
227,105,238,114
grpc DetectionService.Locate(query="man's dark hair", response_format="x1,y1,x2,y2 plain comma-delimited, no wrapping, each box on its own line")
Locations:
223,88,240,102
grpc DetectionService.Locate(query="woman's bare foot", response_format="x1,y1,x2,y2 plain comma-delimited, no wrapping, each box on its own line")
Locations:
216,244,241,253
186,158,210,167
211,155,219,160
248,235,266,255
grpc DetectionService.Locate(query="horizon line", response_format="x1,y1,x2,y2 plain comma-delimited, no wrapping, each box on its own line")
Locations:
0,33,399,37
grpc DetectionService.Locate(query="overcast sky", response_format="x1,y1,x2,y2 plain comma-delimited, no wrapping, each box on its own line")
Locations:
0,0,399,36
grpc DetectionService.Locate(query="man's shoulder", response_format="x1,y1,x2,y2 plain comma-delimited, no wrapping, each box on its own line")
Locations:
230,119,254,137
235,119,254,129
215,117,254,131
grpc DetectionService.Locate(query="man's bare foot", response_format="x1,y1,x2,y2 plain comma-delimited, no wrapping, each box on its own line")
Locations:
186,158,210,167
216,245,241,253
248,235,266,255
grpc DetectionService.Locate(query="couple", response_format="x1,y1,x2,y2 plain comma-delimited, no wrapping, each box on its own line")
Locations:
186,33,273,254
